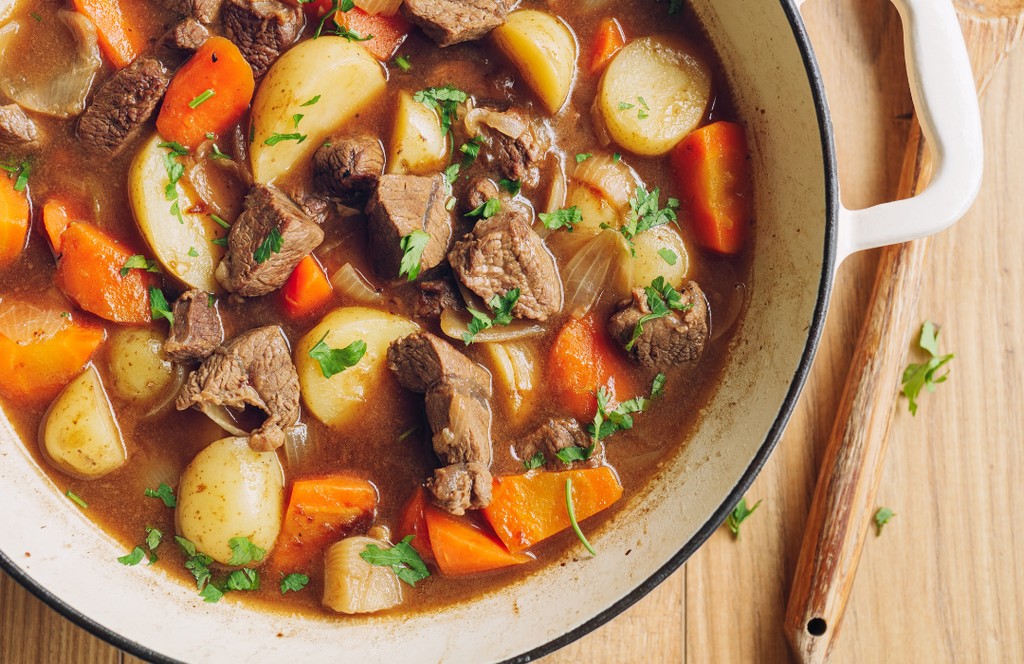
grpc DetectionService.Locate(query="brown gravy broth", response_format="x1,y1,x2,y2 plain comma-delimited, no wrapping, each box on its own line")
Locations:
0,0,751,614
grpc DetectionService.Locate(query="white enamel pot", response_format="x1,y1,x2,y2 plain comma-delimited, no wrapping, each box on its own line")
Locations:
0,0,981,662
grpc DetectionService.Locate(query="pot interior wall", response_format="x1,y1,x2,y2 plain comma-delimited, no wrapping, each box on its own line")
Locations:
0,1,832,662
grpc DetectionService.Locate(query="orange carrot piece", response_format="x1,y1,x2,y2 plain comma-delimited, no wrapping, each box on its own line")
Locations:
156,37,256,150
589,18,625,75
396,486,436,565
424,503,533,576
334,7,411,61
41,201,70,255
549,313,638,422
0,317,105,402
482,468,623,554
71,0,144,69
55,222,160,324
280,254,334,319
671,121,753,255
272,476,378,572
0,170,30,267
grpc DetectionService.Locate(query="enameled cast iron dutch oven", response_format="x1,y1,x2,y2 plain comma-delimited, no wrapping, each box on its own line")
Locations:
0,0,982,662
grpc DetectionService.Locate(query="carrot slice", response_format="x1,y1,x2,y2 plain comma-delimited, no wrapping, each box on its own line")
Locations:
424,503,532,576
589,18,626,75
71,0,144,69
334,7,411,61
55,222,160,324
0,316,105,402
155,37,256,149
41,198,92,255
272,476,378,572
396,486,436,564
280,254,334,319
0,169,30,267
671,121,753,255
482,468,623,553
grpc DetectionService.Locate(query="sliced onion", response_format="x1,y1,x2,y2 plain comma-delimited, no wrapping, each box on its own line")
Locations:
573,153,643,213
231,123,254,186
331,263,383,304
561,229,633,319
590,102,612,147
464,107,528,139
198,402,251,438
545,161,567,215
142,363,188,420
0,300,67,344
142,462,179,493
440,308,546,344
283,423,312,467
353,0,403,16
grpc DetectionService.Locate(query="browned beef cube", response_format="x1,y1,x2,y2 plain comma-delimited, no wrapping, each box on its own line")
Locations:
402,0,509,47
287,188,331,225
388,332,492,395
462,177,499,214
216,184,324,297
518,418,603,472
415,275,462,318
163,18,210,52
78,58,170,159
424,377,493,466
223,0,303,79
0,104,38,145
428,462,492,516
448,207,562,321
493,121,545,185
156,0,224,23
365,174,453,281
313,135,385,206
176,326,300,451
607,282,709,370
163,290,223,363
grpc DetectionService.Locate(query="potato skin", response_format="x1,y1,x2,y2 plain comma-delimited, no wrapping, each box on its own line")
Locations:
106,328,174,402
175,437,284,565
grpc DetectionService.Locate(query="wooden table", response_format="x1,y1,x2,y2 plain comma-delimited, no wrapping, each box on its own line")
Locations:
4,2,1023,662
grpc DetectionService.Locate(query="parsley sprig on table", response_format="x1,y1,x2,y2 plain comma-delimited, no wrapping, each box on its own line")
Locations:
360,535,430,587
463,289,520,345
727,497,761,540
627,277,694,350
874,507,895,536
901,321,954,415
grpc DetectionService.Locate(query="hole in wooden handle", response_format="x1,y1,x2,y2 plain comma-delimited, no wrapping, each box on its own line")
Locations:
807,618,828,637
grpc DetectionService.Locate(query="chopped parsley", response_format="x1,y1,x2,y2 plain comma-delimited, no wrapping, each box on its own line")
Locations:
875,507,895,536
148,287,174,326
334,25,373,42
460,135,484,169
463,289,520,345
394,55,411,71
157,141,188,224
399,229,432,281
188,247,199,257
523,452,545,471
627,277,694,350
657,248,678,265
228,537,266,566
397,426,418,442
613,153,622,163
145,482,177,508
556,444,596,465
211,237,229,247
0,158,31,192
188,89,215,109
199,584,224,603
902,321,954,415
308,332,367,379
312,0,356,39
603,186,680,254
209,143,230,160
498,178,521,196
618,102,635,111
413,86,468,156
360,535,430,587
300,95,321,107
253,227,283,264
538,206,581,233
280,572,309,594
249,124,255,144
210,214,231,229
65,490,87,508
119,255,161,278
292,113,304,129
118,546,146,566
726,497,762,540
667,0,683,14
145,527,163,552
566,478,596,555
466,197,500,219
264,132,307,146
575,153,594,164
588,373,666,441
30,11,41,20
637,96,650,119
226,568,260,591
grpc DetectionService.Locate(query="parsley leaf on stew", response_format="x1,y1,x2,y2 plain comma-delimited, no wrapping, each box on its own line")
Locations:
118,546,146,566
538,206,581,233
66,490,87,508
228,537,267,566
359,535,430,587
523,452,545,471
901,321,954,415
145,527,163,551
555,444,596,465
0,158,32,192
226,568,260,591
300,95,321,106
618,101,635,111
188,247,199,257
875,507,895,536
726,496,762,540
462,289,520,345
280,572,309,594
413,86,468,156
651,372,667,398
120,255,161,277
148,287,174,326
308,332,367,379
460,135,484,169
394,55,412,71
334,25,373,42
626,277,694,350
466,197,500,219
397,426,418,442
176,536,215,590
199,584,224,603
188,89,215,109
399,229,432,281
587,373,666,441
498,178,521,196
604,186,680,254
157,142,189,224
566,478,596,555
253,228,284,264
576,153,594,164
657,248,678,265
264,132,307,146
292,113,304,129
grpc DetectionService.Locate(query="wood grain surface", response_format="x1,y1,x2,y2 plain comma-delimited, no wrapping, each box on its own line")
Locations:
3,1,1023,663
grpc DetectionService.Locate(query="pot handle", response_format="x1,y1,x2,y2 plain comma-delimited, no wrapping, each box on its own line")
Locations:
800,0,983,264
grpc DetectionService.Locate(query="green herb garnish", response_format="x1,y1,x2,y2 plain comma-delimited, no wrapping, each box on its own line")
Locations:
0,158,32,192
463,289,520,345
264,133,307,146
603,186,679,254
498,178,521,196
727,497,762,540
308,332,367,379
397,426,418,442
523,452,545,471
157,142,188,224
901,321,954,416
413,86,468,157
874,507,895,536
188,89,215,109
467,198,500,219
556,444,596,465
120,255,161,278
188,247,199,257
394,55,411,71
300,95,321,106
359,535,430,587
538,206,581,233
626,277,694,350
588,373,666,441
399,229,432,281
460,135,484,169
575,153,593,164
566,478,596,555
66,490,87,508
148,287,174,326
657,248,678,265
227,537,266,566
253,227,283,264
292,113,304,129
118,546,146,566
145,482,177,508
145,527,163,551
226,568,260,591
210,214,231,229
280,572,309,594
618,102,635,111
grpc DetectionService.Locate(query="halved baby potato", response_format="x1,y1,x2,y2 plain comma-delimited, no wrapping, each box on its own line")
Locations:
492,10,577,115
632,224,690,290
388,90,447,175
106,328,174,403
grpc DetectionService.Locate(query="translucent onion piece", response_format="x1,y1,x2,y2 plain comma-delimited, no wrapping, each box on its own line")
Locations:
283,423,311,468
561,229,633,319
198,402,251,438
0,300,67,344
231,123,254,186
590,101,612,147
323,536,403,615
484,341,539,422
464,107,528,139
440,308,546,344
572,153,643,213
142,363,188,420
141,462,179,494
0,12,102,118
331,264,383,304
353,0,403,16
544,162,567,215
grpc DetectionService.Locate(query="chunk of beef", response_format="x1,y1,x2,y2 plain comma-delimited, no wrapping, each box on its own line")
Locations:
176,326,300,451
415,276,462,318
163,290,224,363
388,331,491,396
401,0,508,47
223,0,303,79
156,0,224,23
448,207,562,321
313,135,385,206
216,184,324,296
365,174,453,281
518,418,603,472
427,462,492,516
466,106,547,186
288,188,331,225
607,282,710,370
78,58,170,159
163,18,210,52
493,122,545,185
0,104,38,145
424,377,493,466
463,177,499,214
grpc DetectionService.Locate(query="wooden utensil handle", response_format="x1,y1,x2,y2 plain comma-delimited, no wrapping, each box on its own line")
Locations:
783,119,933,664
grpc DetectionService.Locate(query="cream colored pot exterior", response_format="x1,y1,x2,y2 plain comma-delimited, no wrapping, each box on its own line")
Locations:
0,0,980,662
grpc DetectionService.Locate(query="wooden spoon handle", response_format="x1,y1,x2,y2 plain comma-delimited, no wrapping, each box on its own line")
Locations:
782,118,933,664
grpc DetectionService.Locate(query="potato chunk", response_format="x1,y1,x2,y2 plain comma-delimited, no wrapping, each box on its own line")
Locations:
491,10,577,115
42,365,126,479
387,90,447,175
106,328,174,402
632,225,690,290
323,536,403,614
